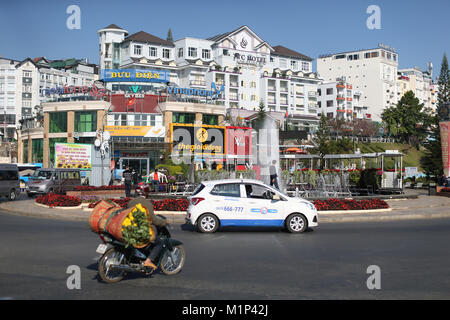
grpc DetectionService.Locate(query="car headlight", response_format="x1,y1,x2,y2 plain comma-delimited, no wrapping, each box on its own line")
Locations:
307,202,316,211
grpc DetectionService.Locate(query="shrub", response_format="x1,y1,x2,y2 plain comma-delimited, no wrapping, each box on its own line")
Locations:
313,198,389,211
36,194,81,207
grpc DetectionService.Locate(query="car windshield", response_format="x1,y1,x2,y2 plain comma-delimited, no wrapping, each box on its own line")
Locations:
31,170,53,180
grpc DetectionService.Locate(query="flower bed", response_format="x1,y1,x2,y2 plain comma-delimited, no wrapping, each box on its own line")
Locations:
88,198,189,211
313,198,389,211
440,187,450,192
36,193,82,208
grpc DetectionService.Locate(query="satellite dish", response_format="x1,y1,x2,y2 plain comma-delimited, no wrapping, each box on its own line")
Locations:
94,139,101,147
103,131,110,141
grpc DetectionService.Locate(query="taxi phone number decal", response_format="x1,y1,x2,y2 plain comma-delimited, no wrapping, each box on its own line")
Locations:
216,206,244,212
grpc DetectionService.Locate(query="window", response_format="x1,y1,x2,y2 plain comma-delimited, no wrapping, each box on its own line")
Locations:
178,48,184,58
326,88,333,95
302,62,309,71
23,70,32,78
335,54,346,59
114,114,127,126
251,94,257,102
0,170,18,181
244,184,273,199
280,59,287,68
149,115,156,126
49,112,67,133
134,114,148,126
223,49,229,56
163,48,170,59
75,111,97,132
210,183,241,197
134,45,142,55
172,112,195,124
291,60,297,70
188,47,197,58
202,49,210,60
149,47,157,57
326,100,334,107
202,114,218,125
30,139,42,162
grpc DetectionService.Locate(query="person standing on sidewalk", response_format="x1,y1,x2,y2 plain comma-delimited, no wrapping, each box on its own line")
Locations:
122,166,133,198
269,160,279,190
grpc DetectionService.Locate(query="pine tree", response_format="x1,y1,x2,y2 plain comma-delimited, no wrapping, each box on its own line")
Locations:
166,28,173,42
420,54,449,179
312,114,331,168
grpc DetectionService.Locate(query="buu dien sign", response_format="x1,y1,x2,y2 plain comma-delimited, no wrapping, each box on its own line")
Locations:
101,69,170,83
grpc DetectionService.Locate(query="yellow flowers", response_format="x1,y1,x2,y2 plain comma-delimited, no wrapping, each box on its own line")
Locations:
122,204,146,227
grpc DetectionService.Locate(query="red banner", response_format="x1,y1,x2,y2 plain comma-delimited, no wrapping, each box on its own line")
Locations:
440,121,450,176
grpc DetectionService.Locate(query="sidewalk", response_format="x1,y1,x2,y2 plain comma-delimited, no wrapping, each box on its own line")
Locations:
1,193,449,224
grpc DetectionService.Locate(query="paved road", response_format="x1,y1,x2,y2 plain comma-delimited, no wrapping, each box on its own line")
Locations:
0,211,450,300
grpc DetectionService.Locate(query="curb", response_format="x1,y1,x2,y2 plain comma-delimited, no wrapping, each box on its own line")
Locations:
34,203,83,210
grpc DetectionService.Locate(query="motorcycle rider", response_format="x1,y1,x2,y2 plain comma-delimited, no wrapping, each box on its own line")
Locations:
126,197,168,270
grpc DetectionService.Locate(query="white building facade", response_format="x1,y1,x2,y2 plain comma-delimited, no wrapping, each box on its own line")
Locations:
317,44,399,122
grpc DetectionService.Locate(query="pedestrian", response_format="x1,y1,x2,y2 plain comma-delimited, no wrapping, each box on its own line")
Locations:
211,161,217,171
269,160,279,189
132,168,139,197
439,174,447,187
122,166,133,198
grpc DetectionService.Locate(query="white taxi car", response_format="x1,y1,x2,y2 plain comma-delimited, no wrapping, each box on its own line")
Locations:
185,179,318,233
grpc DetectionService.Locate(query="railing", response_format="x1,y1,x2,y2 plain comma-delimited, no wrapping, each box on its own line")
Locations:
189,80,206,86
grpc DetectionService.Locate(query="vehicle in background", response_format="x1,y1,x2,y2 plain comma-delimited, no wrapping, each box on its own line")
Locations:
26,168,81,196
17,163,43,190
0,164,20,201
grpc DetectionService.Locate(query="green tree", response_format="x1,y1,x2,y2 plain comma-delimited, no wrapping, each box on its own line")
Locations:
311,114,331,168
420,53,449,179
381,90,431,147
166,28,173,42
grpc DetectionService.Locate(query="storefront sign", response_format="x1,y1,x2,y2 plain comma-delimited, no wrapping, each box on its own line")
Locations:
167,82,224,99
233,53,266,66
226,126,252,160
121,152,148,158
171,124,225,155
101,69,170,83
440,121,450,176
104,126,165,138
55,143,92,170
42,85,108,98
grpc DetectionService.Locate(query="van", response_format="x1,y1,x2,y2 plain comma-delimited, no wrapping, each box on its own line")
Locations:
26,168,81,197
0,164,20,201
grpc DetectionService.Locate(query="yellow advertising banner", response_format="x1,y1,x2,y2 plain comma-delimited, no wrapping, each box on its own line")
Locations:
104,126,165,137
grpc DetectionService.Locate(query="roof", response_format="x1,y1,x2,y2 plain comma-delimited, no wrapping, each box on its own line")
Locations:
124,31,175,47
272,45,313,61
103,24,125,30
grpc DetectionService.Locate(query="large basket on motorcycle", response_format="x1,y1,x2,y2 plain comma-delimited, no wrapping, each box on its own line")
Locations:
89,200,155,247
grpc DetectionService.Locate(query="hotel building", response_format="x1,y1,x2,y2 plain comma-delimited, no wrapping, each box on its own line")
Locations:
317,44,399,122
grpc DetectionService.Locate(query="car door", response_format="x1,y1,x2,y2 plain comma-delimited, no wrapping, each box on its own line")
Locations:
241,183,286,227
209,183,243,224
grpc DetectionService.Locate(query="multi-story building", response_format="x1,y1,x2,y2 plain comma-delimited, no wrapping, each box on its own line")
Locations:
317,44,399,122
397,65,437,112
317,79,367,120
97,24,321,131
0,56,98,139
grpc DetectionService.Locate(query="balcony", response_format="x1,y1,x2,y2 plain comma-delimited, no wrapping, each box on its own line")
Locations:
230,82,239,88
296,91,304,96
267,99,276,105
280,87,289,93
336,95,346,101
190,80,206,87
268,87,277,92
336,84,345,88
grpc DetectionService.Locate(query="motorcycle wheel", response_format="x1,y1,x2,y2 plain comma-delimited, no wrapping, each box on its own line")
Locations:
160,245,186,276
98,248,126,283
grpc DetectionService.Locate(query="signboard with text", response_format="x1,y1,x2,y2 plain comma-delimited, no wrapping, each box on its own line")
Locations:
104,126,165,138
170,124,226,156
101,69,170,83
55,143,92,170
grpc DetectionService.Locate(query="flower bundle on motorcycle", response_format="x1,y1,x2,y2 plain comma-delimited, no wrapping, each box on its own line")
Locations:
89,200,154,248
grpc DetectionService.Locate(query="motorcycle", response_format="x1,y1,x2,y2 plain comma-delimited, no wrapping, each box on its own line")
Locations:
95,221,186,283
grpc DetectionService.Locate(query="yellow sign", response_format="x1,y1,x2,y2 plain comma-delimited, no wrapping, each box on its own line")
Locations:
104,126,165,137
196,128,208,143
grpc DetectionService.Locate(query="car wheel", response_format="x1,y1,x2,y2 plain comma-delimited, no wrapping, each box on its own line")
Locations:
286,213,308,233
197,213,219,233
8,189,16,201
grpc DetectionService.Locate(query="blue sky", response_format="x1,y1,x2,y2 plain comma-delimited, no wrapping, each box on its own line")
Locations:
1,0,449,79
